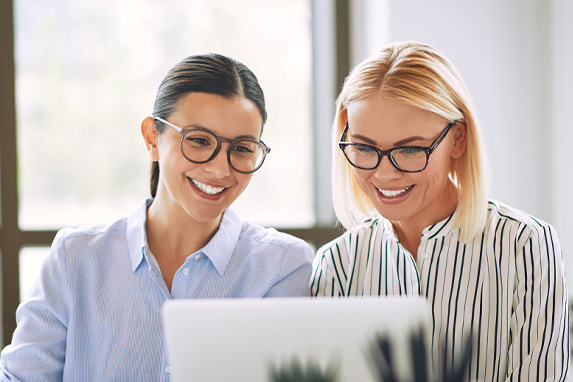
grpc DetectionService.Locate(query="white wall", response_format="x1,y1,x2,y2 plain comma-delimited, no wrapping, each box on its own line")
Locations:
551,0,573,292
352,0,573,289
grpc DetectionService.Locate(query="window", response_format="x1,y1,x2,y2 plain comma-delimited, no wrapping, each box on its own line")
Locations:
15,0,315,308
16,0,314,230
1,0,346,345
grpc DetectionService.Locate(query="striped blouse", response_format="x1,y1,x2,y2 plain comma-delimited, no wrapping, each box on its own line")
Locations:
310,200,569,381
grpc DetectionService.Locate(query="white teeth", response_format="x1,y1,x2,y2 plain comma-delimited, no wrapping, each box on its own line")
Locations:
191,179,225,195
377,186,412,198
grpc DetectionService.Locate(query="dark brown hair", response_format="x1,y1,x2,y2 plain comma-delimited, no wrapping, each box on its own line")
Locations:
149,53,267,197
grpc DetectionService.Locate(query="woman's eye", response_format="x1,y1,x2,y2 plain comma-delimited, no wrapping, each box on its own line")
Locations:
186,136,212,147
354,144,377,155
397,147,424,158
233,144,255,155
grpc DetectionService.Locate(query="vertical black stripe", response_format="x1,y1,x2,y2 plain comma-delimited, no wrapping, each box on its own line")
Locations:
396,247,403,295
330,246,346,296
334,243,347,280
492,219,506,381
378,235,384,296
384,240,389,295
535,235,547,382
527,239,534,370
475,283,484,380
310,255,323,296
443,240,460,374
467,232,485,379
429,238,445,352
308,200,568,380
364,221,378,296
451,242,466,371
541,225,555,381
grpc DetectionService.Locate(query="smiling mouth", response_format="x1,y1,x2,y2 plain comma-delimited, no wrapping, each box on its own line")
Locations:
190,178,226,195
376,185,414,198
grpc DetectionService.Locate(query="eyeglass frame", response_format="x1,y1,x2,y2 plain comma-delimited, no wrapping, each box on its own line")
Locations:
338,120,457,173
153,116,271,174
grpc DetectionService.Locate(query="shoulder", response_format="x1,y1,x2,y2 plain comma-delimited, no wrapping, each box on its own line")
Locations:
487,200,556,236
50,216,129,261
316,217,384,259
54,217,128,245
485,200,560,251
238,220,313,260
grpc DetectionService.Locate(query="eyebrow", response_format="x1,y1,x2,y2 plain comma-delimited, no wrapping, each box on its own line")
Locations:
350,132,430,147
183,124,259,141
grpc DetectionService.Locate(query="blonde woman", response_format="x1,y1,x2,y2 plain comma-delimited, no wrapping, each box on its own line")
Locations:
310,41,568,381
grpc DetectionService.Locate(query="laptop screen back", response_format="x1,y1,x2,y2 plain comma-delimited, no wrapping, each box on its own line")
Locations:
162,296,431,382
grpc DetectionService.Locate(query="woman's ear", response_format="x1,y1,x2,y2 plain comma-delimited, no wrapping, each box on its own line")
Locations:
451,123,467,159
141,116,160,161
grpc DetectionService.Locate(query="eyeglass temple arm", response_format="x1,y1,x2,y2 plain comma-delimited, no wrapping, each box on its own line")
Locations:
339,123,349,142
428,121,457,152
152,115,183,134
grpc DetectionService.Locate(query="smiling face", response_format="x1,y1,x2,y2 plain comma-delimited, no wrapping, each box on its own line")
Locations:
143,92,263,227
346,94,466,231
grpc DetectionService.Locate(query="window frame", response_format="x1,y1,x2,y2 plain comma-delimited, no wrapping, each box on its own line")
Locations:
0,0,350,345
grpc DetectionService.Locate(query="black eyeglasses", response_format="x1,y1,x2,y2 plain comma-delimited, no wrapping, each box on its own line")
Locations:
153,116,271,174
339,121,457,173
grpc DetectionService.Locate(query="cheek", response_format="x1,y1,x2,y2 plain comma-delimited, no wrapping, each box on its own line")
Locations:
158,150,186,175
235,173,254,191
420,155,452,184
352,169,373,193
157,138,183,164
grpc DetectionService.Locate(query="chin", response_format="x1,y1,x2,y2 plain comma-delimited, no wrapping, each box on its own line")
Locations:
374,203,415,221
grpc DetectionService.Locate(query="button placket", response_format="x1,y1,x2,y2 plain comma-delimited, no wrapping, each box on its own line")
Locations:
417,237,430,266
416,237,434,296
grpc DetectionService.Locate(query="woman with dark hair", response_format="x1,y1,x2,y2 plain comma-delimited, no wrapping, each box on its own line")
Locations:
0,54,313,381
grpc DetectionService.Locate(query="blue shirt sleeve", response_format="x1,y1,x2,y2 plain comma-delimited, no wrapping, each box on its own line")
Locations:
1,231,71,381
264,241,314,297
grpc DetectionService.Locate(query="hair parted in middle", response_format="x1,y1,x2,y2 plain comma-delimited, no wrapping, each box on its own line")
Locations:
332,41,490,242
148,53,267,198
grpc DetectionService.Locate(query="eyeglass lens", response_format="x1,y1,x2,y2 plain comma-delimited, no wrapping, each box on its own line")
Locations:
182,130,266,173
343,145,428,172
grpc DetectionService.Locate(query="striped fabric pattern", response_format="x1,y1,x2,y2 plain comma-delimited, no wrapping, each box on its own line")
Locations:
311,200,569,381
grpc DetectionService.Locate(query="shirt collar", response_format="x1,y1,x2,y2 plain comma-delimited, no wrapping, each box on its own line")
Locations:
200,208,242,276
421,209,459,240
126,198,153,272
380,209,459,242
125,199,242,275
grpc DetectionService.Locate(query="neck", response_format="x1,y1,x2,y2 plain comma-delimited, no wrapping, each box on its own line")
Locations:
146,190,222,265
390,180,458,260
145,193,222,292
146,200,221,262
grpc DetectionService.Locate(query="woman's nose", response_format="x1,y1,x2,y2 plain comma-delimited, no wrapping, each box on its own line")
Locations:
202,145,231,178
373,155,403,180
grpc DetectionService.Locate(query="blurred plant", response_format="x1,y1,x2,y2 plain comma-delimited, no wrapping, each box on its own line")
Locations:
368,326,473,382
268,357,339,382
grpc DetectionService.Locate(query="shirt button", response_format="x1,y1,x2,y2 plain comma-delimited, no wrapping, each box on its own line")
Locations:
182,267,190,276
195,254,202,261
166,365,171,373
421,252,429,259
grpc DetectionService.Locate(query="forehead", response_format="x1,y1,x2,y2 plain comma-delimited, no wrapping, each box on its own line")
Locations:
172,92,263,138
346,95,446,139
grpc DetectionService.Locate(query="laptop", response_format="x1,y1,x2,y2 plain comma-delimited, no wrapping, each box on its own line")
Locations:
162,296,431,382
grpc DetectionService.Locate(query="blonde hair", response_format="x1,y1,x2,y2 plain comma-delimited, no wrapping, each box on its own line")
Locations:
332,41,490,241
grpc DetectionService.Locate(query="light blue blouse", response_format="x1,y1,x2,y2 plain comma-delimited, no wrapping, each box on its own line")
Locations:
0,199,313,381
